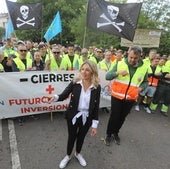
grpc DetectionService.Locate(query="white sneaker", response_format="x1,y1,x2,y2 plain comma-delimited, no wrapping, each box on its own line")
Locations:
144,107,151,114
59,155,71,169
75,153,87,167
135,105,140,111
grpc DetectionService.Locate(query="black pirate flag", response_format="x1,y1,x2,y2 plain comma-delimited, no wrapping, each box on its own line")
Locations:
87,0,142,41
6,0,42,30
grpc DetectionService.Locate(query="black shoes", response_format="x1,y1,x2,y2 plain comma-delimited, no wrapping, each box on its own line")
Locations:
104,135,113,146
113,133,120,145
104,133,120,146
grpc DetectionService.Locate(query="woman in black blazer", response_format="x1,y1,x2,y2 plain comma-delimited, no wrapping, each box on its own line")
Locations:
46,60,101,169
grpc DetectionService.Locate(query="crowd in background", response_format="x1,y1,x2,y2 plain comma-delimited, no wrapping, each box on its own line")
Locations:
0,38,170,124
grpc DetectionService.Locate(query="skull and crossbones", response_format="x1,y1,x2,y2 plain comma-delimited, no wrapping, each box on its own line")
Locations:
97,5,125,32
16,5,35,28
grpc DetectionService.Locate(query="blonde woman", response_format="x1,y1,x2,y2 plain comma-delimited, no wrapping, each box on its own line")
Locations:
46,60,101,168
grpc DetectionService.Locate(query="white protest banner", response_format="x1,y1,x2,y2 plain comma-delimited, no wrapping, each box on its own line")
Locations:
121,29,161,48
0,70,111,119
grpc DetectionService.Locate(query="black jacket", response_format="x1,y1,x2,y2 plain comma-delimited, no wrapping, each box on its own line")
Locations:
58,81,101,121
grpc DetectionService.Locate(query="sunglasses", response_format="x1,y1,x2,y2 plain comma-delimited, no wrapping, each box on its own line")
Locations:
53,51,60,54
19,50,27,52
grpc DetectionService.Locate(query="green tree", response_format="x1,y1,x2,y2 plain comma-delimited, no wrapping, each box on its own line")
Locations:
16,0,85,45
14,0,170,53
139,0,170,54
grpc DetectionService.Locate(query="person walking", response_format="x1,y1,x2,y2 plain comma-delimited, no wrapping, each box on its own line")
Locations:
104,45,148,146
45,60,101,168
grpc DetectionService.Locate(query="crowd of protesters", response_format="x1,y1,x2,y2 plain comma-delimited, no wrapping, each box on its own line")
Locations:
0,38,170,122
1,38,170,168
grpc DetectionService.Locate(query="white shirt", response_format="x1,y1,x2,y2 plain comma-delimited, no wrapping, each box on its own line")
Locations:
54,81,99,128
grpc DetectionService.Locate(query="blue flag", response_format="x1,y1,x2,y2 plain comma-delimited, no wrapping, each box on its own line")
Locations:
44,12,62,42
5,19,14,40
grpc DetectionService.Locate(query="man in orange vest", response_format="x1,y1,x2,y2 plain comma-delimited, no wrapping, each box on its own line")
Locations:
135,56,161,113
104,46,148,146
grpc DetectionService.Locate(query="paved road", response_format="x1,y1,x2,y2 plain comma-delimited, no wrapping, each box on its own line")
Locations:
0,106,170,169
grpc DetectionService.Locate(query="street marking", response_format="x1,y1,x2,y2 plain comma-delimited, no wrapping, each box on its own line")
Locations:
8,120,21,169
0,119,2,141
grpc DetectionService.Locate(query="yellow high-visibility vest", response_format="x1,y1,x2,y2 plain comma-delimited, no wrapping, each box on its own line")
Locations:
111,61,148,100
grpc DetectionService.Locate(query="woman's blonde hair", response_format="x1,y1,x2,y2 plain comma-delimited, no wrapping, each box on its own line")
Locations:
73,60,100,88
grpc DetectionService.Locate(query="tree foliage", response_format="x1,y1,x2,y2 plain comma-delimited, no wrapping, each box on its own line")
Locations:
140,0,170,54
12,0,170,54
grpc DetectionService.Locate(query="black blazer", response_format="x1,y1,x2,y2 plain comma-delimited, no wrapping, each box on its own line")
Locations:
58,81,101,121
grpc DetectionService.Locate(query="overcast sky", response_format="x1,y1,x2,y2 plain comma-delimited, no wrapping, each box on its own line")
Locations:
0,0,16,13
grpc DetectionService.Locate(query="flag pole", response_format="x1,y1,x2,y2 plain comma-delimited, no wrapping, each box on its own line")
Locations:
82,26,87,48
46,41,53,122
40,5,44,41
82,1,89,48
47,41,51,62
60,32,62,45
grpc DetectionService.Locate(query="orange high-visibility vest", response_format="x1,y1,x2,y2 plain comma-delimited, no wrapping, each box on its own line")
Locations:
111,61,148,100
147,66,162,87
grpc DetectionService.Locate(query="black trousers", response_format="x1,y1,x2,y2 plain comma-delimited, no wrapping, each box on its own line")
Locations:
106,96,135,135
152,83,170,105
66,116,92,155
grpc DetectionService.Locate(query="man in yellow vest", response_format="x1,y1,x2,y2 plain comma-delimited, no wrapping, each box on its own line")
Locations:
112,49,123,66
11,44,33,125
150,63,170,117
98,50,115,72
2,38,16,58
0,50,4,72
77,48,89,68
45,47,63,71
135,56,161,113
143,49,157,67
12,44,33,71
38,44,50,65
93,48,103,64
60,44,79,70
104,45,148,146
25,40,34,60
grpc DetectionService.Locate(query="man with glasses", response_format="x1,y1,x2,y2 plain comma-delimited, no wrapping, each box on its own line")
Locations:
89,48,103,64
12,44,33,71
45,47,63,71
60,44,79,70
11,44,33,125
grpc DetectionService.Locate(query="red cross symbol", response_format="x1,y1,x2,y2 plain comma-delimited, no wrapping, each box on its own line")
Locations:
46,85,54,94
